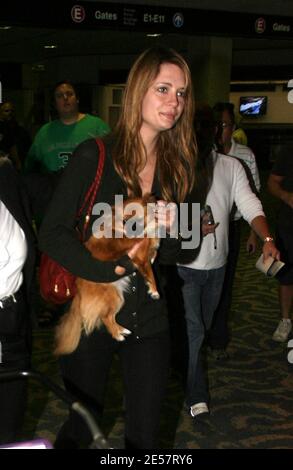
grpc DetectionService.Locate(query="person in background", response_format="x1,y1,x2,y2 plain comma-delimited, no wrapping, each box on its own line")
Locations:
177,103,279,420
232,116,248,146
0,157,36,444
38,46,197,449
25,80,110,174
23,81,111,326
0,100,32,168
206,101,261,360
0,102,21,170
268,148,293,342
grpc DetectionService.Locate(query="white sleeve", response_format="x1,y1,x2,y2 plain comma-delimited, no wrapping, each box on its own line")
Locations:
248,149,261,192
0,240,9,270
232,160,264,224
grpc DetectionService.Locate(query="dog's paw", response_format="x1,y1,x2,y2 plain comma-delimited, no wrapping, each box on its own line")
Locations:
116,335,126,341
150,291,160,299
122,328,132,336
116,328,132,341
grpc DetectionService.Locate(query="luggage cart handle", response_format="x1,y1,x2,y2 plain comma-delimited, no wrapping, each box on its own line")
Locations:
0,369,109,449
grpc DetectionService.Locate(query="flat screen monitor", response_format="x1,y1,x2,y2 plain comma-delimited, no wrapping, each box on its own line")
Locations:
239,96,267,116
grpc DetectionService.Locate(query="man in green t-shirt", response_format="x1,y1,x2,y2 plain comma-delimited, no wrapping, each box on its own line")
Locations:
25,80,110,173
24,80,110,327
23,80,110,226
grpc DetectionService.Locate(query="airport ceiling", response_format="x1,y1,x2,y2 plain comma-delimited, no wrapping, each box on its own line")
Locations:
1,0,293,70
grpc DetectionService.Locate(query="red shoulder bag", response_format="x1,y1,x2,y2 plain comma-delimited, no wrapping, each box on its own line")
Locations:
39,138,105,304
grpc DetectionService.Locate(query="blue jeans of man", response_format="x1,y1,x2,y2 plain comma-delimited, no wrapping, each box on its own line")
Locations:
177,265,226,407
208,220,241,349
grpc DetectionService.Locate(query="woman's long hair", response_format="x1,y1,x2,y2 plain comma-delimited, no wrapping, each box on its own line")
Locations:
112,46,197,203
191,103,216,207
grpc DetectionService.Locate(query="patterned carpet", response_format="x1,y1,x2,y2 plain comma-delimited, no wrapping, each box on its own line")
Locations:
21,172,293,449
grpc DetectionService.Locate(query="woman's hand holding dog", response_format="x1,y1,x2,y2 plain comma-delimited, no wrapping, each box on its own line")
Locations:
115,240,146,275
114,199,176,276
155,200,177,235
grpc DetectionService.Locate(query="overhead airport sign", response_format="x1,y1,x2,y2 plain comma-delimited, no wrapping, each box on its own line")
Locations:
1,2,293,39
67,2,293,39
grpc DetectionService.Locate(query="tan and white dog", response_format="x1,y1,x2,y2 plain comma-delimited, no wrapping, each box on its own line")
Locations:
55,194,160,355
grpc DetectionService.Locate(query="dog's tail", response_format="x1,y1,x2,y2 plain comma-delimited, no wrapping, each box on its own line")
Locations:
54,296,82,356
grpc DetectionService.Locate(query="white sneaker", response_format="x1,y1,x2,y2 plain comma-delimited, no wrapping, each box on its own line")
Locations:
288,339,293,349
190,402,209,418
272,319,292,342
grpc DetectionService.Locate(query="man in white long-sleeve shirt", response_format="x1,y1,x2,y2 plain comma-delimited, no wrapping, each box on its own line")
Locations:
207,102,261,359
177,108,280,420
0,158,36,444
181,150,263,271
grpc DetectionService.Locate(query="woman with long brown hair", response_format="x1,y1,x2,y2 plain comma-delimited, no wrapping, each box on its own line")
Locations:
39,46,197,449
